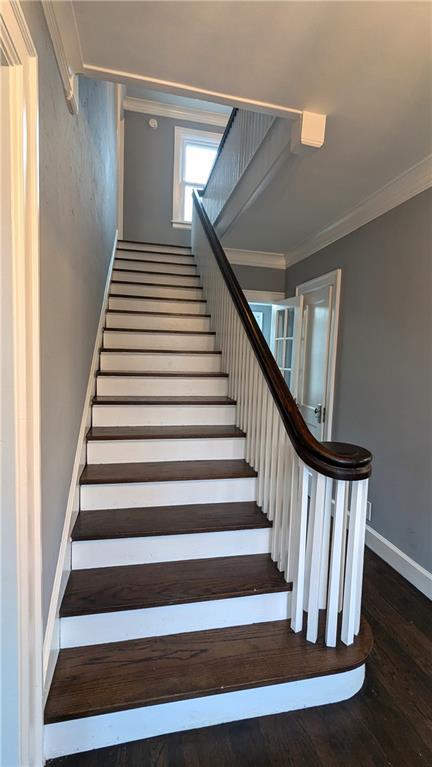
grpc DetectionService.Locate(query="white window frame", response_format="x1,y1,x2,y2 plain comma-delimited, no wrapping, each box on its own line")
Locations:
172,126,221,229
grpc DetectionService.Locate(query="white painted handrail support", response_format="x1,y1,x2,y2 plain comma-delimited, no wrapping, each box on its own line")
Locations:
192,193,371,648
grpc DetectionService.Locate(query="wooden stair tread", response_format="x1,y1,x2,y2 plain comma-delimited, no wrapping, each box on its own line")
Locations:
113,268,200,279
107,309,210,317
87,425,245,440
71,501,270,541
115,258,195,268
96,371,228,378
92,395,234,405
80,459,256,485
110,293,206,303
45,617,372,723
104,327,215,335
60,554,289,618
111,280,203,290
101,349,221,355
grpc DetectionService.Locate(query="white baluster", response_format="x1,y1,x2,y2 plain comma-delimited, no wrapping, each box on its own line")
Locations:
319,477,333,609
341,479,368,646
290,462,309,633
325,480,348,647
306,473,326,643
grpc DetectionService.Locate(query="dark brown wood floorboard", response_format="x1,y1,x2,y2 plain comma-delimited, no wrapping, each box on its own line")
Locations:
86,425,245,440
92,395,233,405
45,618,370,724
47,549,432,766
60,554,290,618
103,328,215,335
71,501,269,541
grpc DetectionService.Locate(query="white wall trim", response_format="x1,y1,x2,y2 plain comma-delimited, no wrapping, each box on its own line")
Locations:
124,96,229,128
286,154,432,266
225,248,287,270
244,289,285,303
82,62,305,119
42,231,118,700
1,3,43,764
41,1,80,114
366,526,432,600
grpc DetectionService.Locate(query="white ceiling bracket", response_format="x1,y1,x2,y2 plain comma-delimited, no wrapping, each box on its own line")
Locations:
290,111,327,155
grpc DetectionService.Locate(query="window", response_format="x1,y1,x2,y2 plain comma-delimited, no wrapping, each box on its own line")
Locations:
172,127,221,227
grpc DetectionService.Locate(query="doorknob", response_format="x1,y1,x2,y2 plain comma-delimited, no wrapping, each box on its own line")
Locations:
314,404,323,423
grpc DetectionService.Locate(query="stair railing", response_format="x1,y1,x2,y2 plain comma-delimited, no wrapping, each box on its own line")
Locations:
192,189,372,648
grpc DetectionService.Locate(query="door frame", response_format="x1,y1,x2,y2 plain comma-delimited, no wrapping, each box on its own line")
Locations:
1,2,43,764
295,269,341,441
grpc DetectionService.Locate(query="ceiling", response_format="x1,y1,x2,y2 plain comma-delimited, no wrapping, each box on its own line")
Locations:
72,1,432,254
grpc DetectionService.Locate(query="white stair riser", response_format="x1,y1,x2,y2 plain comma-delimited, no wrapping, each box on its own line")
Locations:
118,243,192,255
111,283,203,300
115,259,197,276
115,251,195,265
44,666,364,759
112,270,200,288
92,404,236,427
72,528,270,569
80,476,257,511
60,590,289,649
108,297,207,315
100,352,221,373
103,330,216,352
96,375,228,397
105,312,211,332
87,437,245,464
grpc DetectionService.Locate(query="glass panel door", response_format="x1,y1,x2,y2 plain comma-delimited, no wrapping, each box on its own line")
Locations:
272,296,303,399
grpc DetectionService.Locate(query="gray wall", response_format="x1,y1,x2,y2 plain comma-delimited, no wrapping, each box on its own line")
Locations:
123,111,223,247
285,189,432,571
231,263,285,293
23,2,118,628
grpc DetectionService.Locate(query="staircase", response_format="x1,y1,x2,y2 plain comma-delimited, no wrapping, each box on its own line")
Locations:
44,239,372,761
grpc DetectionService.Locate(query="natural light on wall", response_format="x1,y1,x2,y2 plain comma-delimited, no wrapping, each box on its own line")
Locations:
172,126,221,227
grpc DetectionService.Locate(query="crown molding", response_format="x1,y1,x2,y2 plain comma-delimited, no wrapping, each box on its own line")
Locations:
225,248,287,270
286,154,432,267
41,0,82,114
124,96,229,128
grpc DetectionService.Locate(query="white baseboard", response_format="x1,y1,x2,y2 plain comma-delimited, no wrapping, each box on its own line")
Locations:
366,525,432,600
42,230,118,701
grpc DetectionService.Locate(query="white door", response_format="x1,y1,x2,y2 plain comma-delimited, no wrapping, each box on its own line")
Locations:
272,296,303,400
296,271,341,441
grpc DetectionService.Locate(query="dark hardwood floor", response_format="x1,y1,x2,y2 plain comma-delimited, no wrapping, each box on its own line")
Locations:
47,549,432,767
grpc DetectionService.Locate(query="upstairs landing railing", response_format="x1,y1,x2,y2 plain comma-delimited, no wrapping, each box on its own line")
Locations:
192,189,372,648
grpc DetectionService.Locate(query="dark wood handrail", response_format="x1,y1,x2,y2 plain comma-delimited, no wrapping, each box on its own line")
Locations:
193,191,372,481
202,108,238,196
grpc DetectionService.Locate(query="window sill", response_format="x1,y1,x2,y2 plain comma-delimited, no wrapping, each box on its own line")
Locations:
172,220,192,230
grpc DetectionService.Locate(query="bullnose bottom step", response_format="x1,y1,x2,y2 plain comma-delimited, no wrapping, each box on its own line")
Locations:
45,618,372,724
